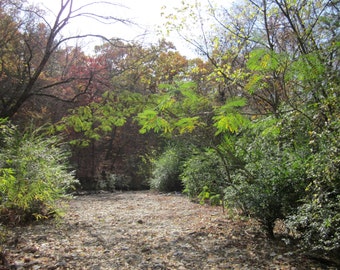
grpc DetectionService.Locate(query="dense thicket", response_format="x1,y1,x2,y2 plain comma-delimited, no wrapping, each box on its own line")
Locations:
0,119,77,223
0,0,339,264
148,0,340,262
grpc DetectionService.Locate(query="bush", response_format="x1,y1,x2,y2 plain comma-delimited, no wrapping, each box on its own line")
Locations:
287,193,340,261
287,117,340,262
181,149,226,203
225,115,310,237
0,120,78,224
149,145,185,192
112,174,131,190
96,173,116,191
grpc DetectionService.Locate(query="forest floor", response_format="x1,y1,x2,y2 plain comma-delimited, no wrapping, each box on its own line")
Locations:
1,191,337,269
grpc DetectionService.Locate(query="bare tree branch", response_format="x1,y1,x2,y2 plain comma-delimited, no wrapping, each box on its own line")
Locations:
0,0,134,118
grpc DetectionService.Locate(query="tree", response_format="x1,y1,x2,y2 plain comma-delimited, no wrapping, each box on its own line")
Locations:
94,39,188,94
160,0,339,261
57,40,188,189
0,0,130,119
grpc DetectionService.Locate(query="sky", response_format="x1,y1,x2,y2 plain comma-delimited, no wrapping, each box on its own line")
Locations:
31,0,233,57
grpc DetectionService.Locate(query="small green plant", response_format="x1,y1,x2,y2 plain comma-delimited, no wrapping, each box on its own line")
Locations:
96,173,119,191
198,186,221,206
0,119,78,224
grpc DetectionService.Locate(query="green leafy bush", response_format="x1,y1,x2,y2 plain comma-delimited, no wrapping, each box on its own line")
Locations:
0,120,78,224
287,117,340,261
149,145,184,192
181,149,226,202
225,115,310,237
112,174,131,191
288,193,340,261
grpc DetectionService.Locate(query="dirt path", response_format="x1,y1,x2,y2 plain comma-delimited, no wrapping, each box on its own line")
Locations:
2,191,333,269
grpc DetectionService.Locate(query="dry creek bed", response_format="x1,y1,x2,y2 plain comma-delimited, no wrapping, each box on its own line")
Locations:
1,191,337,269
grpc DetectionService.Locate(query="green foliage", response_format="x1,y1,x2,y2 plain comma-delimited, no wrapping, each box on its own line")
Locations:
288,52,326,83
287,116,340,258
0,120,78,224
112,174,132,191
245,49,287,94
137,81,209,135
288,194,340,258
137,82,248,137
213,97,248,134
247,49,285,72
181,149,226,201
198,186,221,206
225,114,310,236
60,91,143,146
149,145,185,192
138,109,172,134
97,173,131,191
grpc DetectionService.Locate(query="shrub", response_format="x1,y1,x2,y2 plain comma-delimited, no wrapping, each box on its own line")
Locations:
225,115,310,237
149,145,185,192
96,173,115,191
287,193,340,261
0,120,78,224
112,174,131,190
287,117,340,262
181,149,226,202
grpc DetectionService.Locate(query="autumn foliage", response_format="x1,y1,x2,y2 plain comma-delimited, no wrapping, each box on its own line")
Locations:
0,0,339,265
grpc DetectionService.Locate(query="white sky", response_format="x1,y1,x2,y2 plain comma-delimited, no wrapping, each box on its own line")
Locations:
31,0,233,57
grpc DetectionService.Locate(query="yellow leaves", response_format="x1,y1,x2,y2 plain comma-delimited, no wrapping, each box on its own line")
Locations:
32,213,48,220
138,109,172,134
245,74,263,94
175,116,201,134
136,82,209,135
213,37,220,50
261,53,271,69
214,113,248,134
213,98,248,135
191,65,208,75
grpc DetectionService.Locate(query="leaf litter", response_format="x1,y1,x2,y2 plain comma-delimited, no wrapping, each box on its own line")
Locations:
1,191,335,269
